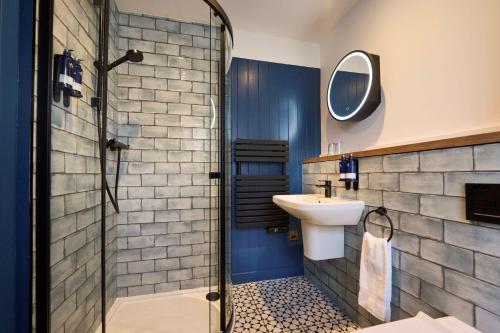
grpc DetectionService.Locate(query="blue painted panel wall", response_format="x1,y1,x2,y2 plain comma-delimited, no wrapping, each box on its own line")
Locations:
230,58,321,283
0,0,34,330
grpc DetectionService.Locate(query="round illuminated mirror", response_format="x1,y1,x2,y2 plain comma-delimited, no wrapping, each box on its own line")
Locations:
327,50,381,121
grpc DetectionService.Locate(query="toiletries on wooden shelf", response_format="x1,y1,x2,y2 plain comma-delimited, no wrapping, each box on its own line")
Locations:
339,153,359,191
328,141,342,155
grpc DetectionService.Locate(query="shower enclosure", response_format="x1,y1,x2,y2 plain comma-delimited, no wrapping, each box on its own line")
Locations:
33,0,233,331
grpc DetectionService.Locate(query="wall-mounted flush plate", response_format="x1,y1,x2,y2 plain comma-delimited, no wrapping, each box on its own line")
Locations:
466,183,500,224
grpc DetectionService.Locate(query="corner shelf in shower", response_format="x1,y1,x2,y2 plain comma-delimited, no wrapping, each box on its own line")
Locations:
234,139,289,229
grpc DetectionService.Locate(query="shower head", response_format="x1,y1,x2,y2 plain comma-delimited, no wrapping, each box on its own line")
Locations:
126,49,144,62
107,49,144,71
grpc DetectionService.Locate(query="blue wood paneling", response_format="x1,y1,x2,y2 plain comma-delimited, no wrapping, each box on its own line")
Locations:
0,0,35,330
230,58,321,283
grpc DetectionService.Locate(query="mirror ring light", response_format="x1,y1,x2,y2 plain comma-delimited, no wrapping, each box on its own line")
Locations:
327,50,381,121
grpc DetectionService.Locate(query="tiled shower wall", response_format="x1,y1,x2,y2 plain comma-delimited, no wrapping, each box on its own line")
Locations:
49,0,119,331
114,13,220,296
302,143,500,333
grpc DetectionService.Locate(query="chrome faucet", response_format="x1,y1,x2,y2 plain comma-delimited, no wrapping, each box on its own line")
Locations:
316,180,332,198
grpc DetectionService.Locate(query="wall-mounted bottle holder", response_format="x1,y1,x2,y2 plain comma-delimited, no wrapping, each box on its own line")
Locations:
344,161,359,191
339,156,359,191
53,49,84,107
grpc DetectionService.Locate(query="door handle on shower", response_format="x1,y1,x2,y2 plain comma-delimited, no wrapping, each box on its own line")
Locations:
210,97,216,129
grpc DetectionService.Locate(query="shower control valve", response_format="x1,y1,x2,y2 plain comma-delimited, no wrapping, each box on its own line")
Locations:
91,97,101,111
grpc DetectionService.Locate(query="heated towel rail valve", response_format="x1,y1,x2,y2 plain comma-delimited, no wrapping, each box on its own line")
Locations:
316,180,332,198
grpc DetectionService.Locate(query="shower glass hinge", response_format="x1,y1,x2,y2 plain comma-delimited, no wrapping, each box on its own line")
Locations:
209,172,221,179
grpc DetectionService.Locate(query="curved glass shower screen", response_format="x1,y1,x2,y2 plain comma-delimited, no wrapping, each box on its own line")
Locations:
207,8,235,332
34,0,233,332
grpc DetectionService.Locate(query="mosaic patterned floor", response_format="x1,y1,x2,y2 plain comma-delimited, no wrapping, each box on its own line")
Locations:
232,276,359,333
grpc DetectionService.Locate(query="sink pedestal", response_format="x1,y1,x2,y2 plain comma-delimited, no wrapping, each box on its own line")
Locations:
301,221,344,260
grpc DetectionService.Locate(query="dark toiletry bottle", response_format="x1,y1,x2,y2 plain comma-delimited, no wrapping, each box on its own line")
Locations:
57,49,74,91
71,58,83,98
347,154,356,180
339,155,346,180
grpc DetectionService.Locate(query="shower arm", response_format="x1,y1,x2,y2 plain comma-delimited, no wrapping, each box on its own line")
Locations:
93,56,129,72
106,57,128,71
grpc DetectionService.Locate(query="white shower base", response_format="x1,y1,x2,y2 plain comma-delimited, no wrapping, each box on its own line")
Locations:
104,288,221,333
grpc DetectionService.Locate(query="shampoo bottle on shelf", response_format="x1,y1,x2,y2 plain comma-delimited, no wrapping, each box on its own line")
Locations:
346,154,357,180
339,155,346,180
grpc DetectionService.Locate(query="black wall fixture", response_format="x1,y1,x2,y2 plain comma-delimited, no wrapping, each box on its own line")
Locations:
465,183,500,224
327,50,381,121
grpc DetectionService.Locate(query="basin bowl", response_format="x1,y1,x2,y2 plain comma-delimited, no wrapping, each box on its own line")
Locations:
273,194,364,225
273,194,365,260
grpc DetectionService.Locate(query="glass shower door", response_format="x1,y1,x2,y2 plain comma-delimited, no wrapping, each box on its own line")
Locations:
208,8,221,332
208,7,234,332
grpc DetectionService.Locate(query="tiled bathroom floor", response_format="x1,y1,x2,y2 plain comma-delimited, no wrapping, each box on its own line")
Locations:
232,276,359,333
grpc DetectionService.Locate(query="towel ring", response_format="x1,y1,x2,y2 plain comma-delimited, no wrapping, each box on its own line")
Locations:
363,206,394,242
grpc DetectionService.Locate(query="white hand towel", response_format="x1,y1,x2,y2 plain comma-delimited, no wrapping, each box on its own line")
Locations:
358,231,392,322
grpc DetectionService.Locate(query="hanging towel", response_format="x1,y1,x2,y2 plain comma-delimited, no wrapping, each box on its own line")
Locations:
358,231,392,322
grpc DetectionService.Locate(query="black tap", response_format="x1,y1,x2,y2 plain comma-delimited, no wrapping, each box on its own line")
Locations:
316,180,332,198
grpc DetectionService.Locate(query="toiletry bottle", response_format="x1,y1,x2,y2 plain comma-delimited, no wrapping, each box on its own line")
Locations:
345,155,351,180
339,155,346,181
57,49,74,91
71,58,83,98
347,154,356,180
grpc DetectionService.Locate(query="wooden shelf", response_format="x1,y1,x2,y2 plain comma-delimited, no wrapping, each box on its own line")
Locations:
303,130,500,164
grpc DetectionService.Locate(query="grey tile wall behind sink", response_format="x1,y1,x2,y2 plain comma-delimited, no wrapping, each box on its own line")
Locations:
302,143,500,332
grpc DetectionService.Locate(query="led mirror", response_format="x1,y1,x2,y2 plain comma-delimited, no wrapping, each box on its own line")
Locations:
327,50,381,121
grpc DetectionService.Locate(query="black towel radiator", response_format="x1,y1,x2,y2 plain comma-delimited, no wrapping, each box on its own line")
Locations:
234,139,289,229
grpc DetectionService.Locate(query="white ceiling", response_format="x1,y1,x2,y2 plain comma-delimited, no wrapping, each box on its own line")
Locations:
219,0,358,43
116,0,358,43
117,0,213,25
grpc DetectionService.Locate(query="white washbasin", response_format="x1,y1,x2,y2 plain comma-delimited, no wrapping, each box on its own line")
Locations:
273,194,364,225
273,194,365,260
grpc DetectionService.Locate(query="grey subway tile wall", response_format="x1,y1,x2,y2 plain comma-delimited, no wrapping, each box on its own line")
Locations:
115,13,220,297
302,143,500,331
49,0,120,331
